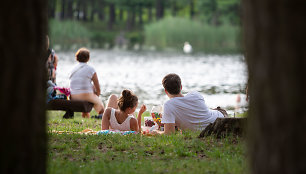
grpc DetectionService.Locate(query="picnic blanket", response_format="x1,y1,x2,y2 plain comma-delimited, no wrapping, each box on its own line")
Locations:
49,128,156,136
97,130,137,135
49,128,97,135
49,129,137,135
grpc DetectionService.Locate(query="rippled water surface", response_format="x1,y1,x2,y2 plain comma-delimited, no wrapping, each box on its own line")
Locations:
56,50,248,114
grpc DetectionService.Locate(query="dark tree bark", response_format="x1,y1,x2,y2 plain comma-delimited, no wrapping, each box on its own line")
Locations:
243,0,306,173
138,6,143,26
89,0,95,21
108,3,116,30
171,2,177,17
75,0,81,20
97,0,105,21
0,0,47,173
60,0,66,20
155,0,164,20
48,0,56,18
90,9,95,22
199,118,247,138
82,1,88,21
211,11,220,26
126,10,136,31
148,6,153,22
66,0,73,19
119,9,123,21
189,0,195,19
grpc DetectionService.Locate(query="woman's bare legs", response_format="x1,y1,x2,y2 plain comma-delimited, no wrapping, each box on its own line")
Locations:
71,93,105,116
82,112,90,118
106,94,118,109
101,94,118,130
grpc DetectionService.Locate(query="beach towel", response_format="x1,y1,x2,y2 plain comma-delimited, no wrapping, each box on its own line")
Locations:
97,130,137,135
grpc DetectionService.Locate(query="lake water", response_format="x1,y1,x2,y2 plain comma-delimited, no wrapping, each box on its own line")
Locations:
55,49,248,115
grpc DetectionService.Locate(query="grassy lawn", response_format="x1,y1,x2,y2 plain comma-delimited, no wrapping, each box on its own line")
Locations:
47,111,247,174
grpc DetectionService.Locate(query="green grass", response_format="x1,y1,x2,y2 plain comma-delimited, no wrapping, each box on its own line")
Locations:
47,111,247,174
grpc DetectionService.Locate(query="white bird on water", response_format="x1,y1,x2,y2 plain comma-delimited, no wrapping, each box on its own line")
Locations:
183,42,192,54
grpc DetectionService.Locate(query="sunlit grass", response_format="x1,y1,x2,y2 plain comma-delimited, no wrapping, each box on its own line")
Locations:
47,111,247,174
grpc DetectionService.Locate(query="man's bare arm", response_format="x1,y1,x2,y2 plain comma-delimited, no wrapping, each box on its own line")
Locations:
153,123,175,135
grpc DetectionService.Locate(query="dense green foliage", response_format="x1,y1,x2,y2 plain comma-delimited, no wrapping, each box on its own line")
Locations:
49,20,91,50
48,0,241,53
145,17,241,53
47,111,247,173
49,0,240,26
197,0,241,25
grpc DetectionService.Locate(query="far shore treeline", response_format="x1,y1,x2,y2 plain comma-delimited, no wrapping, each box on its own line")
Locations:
49,0,241,54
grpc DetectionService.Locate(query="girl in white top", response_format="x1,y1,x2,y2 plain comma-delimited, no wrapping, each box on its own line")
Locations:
69,48,104,118
102,90,146,132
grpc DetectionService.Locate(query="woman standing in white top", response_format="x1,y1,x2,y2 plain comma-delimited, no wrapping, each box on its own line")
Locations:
69,48,104,118
102,90,146,132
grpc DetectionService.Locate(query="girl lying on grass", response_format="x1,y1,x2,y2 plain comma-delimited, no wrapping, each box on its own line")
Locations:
101,90,146,133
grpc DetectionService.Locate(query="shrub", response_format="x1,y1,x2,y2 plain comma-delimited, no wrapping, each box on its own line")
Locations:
144,17,241,53
49,19,91,50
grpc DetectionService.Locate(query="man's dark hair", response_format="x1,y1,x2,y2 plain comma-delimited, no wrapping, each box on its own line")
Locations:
162,73,181,95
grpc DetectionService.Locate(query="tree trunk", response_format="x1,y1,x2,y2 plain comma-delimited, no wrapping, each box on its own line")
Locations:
199,118,247,138
126,11,132,31
211,11,220,26
89,0,95,22
48,0,56,18
189,0,195,19
60,0,66,20
119,9,123,21
148,6,152,22
82,2,88,21
155,0,164,20
0,0,47,173
172,2,177,16
97,0,105,21
243,0,306,173
138,6,143,26
126,10,135,31
108,3,115,30
90,9,95,22
66,0,73,19
75,0,80,20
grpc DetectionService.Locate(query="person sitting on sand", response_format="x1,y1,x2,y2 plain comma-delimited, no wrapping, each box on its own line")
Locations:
156,73,228,135
101,89,146,133
69,48,104,118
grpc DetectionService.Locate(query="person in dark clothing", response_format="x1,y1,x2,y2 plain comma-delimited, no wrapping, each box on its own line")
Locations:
46,35,58,84
46,35,59,103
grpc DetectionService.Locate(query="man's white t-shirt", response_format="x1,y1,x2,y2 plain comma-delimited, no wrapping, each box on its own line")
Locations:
69,62,96,95
161,91,224,131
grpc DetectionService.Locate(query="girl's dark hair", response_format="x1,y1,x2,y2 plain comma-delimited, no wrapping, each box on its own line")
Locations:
75,48,90,62
118,90,138,111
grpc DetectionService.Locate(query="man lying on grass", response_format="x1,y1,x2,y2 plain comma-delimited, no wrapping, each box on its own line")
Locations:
155,73,228,135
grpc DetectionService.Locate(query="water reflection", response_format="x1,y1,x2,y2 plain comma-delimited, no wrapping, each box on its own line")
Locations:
56,50,248,114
